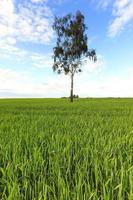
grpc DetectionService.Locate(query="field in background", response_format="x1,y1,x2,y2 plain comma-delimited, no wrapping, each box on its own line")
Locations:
0,98,133,200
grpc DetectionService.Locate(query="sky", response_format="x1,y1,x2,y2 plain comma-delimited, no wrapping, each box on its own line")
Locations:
0,0,133,98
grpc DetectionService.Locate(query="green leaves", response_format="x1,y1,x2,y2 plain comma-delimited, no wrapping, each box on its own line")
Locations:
53,10,96,75
0,98,133,199
52,11,97,102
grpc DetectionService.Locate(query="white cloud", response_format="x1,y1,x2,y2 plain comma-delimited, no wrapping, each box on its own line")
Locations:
98,0,112,9
1,66,133,98
83,55,104,73
93,0,133,37
0,54,109,98
108,0,133,37
0,68,21,82
0,46,105,98
31,0,47,3
92,0,112,9
0,68,70,98
0,68,32,97
0,39,53,68
73,66,133,97
30,53,53,68
0,0,54,70
0,0,54,44
0,40,27,61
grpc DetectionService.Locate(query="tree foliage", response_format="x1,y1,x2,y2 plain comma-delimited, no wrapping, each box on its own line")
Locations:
53,10,97,101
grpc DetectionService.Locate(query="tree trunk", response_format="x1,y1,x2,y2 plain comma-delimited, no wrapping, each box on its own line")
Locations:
70,74,74,102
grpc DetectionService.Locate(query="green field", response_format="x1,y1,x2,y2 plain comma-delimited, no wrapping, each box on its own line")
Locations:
0,98,133,200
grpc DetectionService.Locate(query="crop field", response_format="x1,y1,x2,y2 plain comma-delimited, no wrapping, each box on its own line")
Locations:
0,98,133,200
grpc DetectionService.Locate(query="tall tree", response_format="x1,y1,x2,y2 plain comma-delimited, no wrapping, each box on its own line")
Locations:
53,10,97,102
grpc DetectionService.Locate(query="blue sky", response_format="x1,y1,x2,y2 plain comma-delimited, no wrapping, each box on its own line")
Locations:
0,0,133,98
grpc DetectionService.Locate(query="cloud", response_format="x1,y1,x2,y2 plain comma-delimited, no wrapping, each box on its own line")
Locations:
108,0,133,37
73,65,133,97
0,41,27,62
97,0,112,9
31,0,47,3
0,68,22,82
0,68,70,98
0,0,54,44
0,68,32,97
93,0,133,37
92,0,112,9
1,66,133,98
0,54,105,98
0,39,53,68
30,53,53,68
0,0,54,72
82,55,104,73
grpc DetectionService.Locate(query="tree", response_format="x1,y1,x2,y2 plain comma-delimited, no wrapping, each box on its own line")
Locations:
53,10,97,102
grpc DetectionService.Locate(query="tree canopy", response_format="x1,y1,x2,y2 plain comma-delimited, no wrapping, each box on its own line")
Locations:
53,10,97,102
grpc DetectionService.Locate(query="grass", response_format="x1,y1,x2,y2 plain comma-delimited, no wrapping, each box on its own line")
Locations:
0,98,133,200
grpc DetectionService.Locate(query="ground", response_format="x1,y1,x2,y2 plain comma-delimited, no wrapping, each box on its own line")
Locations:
0,98,133,199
